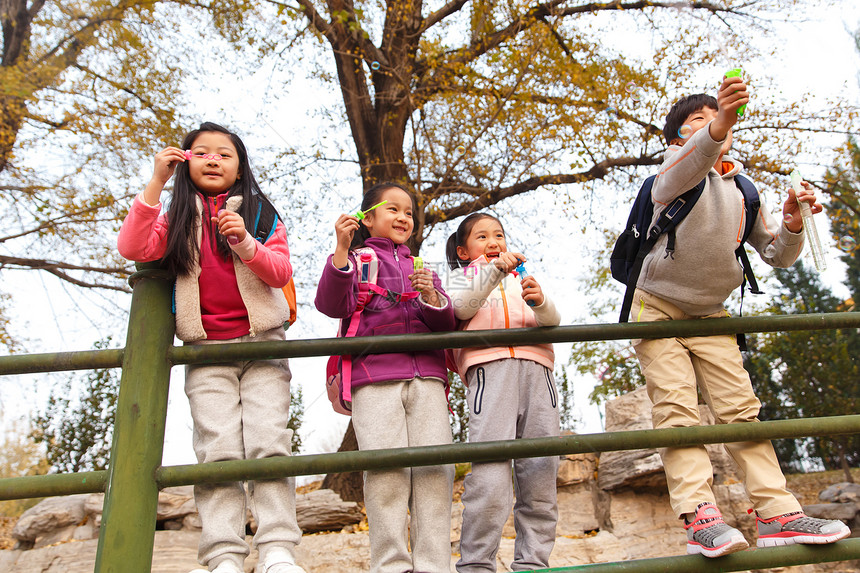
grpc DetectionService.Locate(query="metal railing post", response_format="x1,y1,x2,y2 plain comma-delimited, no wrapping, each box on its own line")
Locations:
94,265,175,573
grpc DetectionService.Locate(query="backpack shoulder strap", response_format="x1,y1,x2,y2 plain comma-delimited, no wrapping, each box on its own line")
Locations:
619,177,706,322
252,200,278,244
735,174,760,244
338,247,379,403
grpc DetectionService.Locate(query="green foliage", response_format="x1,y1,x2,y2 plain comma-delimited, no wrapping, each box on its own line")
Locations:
448,371,469,444
745,262,860,472
288,384,305,453
31,338,118,473
0,415,50,516
555,365,579,432
567,340,644,406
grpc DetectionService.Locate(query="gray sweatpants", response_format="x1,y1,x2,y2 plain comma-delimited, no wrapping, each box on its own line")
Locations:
352,377,455,573
457,359,560,573
185,327,302,570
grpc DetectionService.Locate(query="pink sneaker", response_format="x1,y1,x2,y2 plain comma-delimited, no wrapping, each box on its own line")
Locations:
756,511,851,547
684,502,749,558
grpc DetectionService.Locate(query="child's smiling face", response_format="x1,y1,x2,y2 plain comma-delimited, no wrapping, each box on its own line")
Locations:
362,187,414,244
457,216,507,263
187,131,240,196
673,105,733,156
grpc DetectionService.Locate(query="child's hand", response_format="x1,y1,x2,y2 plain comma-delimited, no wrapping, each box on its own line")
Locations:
151,146,187,186
710,76,748,141
493,251,525,274
212,210,247,243
142,146,186,206
521,275,545,307
333,214,361,268
782,179,823,233
410,268,442,307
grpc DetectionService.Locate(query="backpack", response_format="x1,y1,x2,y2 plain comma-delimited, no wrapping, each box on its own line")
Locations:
610,174,762,347
251,201,297,327
325,247,420,415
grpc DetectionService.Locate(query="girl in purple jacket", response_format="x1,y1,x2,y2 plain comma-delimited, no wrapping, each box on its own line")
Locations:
315,182,456,573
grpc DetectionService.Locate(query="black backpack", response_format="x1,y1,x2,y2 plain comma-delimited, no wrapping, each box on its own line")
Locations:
610,174,762,347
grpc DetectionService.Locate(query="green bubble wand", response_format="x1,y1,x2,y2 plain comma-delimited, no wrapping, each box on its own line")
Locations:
353,200,388,219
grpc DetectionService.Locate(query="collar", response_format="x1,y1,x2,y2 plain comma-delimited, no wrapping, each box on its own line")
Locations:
364,236,412,257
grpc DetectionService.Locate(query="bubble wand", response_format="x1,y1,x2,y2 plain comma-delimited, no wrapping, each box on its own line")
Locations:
790,169,826,272
354,200,388,220
724,68,747,117
515,262,536,306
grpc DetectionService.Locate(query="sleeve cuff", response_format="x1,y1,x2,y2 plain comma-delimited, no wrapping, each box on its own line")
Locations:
231,233,258,261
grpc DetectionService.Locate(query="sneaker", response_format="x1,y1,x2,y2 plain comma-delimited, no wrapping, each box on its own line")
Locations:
684,502,749,558
256,547,307,573
756,511,851,547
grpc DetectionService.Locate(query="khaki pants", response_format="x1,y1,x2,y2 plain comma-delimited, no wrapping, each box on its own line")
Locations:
631,289,801,519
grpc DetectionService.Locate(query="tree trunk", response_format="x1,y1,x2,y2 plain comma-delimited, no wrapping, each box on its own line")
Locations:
837,438,854,484
321,420,364,502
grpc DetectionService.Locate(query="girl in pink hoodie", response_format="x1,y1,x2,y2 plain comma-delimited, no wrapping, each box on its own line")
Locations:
446,213,561,573
117,123,304,573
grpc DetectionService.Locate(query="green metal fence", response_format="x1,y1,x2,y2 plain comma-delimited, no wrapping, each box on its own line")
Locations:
1,264,859,572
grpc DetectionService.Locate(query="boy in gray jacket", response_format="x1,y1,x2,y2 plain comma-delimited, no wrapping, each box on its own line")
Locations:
630,74,850,557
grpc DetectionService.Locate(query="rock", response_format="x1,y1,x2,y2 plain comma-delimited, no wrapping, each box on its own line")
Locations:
602,489,683,556
556,453,597,487
819,482,860,504
598,449,666,491
556,481,600,535
597,387,739,492
450,501,464,545
598,387,666,491
156,486,198,520
182,512,202,530
11,494,89,543
295,489,363,533
803,502,860,526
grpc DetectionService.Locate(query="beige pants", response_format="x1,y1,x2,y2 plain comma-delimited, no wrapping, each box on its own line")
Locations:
185,327,301,569
631,289,801,519
352,377,454,573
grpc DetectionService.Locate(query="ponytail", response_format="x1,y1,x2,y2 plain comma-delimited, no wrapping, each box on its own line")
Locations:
447,212,504,270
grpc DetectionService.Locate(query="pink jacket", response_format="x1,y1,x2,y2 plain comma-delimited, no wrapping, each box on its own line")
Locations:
118,194,292,341
448,256,560,378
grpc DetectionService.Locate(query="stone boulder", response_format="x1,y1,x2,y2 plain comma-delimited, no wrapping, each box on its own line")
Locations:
10,486,362,553
11,494,91,549
819,482,860,504
597,387,739,492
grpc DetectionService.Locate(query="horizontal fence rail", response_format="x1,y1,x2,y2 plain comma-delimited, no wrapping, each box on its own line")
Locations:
3,414,859,498
3,311,860,375
534,539,860,572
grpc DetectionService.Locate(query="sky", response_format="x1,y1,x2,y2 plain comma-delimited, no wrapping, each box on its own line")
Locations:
2,4,860,477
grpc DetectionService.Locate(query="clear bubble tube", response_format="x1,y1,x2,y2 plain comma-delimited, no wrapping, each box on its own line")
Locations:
790,169,826,272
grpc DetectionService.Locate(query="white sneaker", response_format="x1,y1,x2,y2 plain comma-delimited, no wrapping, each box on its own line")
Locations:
257,547,306,573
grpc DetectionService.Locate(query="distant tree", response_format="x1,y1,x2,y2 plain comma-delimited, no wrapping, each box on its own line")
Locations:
288,384,305,453
745,263,859,482
553,365,578,433
448,372,469,444
31,338,118,473
0,414,50,517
